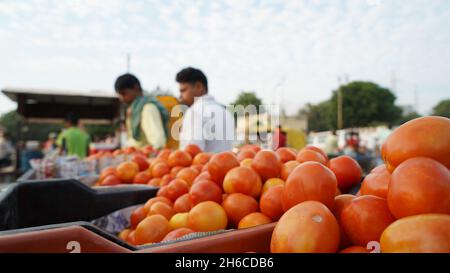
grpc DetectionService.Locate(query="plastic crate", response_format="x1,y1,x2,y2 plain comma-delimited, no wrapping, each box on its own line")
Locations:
0,179,157,231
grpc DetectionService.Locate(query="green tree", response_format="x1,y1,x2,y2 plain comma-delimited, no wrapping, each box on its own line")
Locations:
432,99,450,118
298,102,334,132
232,91,263,109
329,81,402,128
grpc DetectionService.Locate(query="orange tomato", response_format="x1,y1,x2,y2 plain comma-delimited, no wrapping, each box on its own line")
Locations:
170,166,183,175
380,214,450,253
192,152,213,165
173,193,194,213
116,161,139,183
144,196,173,211
296,149,327,165
130,206,148,229
208,152,240,185
148,201,175,220
259,185,284,221
360,166,390,199
280,160,300,181
192,171,212,185
328,155,362,192
133,171,152,184
132,154,150,171
261,178,284,195
189,180,223,205
169,212,189,230
99,167,116,182
222,193,259,227
387,157,450,219
162,228,195,242
101,175,121,186
147,178,162,187
240,158,253,167
303,145,328,161
126,230,136,245
240,144,261,153
271,201,340,253
237,149,256,162
282,162,337,211
118,228,131,241
381,116,450,172
332,194,356,249
184,144,202,158
166,179,190,202
157,148,172,160
168,150,192,168
238,212,272,229
341,195,395,246
276,148,296,163
251,150,283,181
151,162,170,178
176,167,200,186
160,173,176,186
190,164,204,173
223,166,262,198
187,201,228,232
135,215,170,245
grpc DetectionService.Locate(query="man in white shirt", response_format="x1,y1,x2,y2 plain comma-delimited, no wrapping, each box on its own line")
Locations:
176,67,235,153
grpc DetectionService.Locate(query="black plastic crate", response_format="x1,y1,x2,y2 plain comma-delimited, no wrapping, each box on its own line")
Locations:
0,179,157,231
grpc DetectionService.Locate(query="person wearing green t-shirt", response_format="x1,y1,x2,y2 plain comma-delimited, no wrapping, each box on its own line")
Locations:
56,113,91,158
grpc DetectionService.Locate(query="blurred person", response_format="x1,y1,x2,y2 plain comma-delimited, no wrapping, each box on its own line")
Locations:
114,73,168,149
272,125,287,150
324,130,339,156
176,67,235,153
0,130,14,168
20,141,43,173
43,132,57,153
56,113,91,158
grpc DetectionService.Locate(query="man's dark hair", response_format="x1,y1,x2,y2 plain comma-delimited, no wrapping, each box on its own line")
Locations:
114,73,142,93
65,112,79,125
176,67,208,92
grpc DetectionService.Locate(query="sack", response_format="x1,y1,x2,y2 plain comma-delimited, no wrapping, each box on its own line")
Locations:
155,95,182,149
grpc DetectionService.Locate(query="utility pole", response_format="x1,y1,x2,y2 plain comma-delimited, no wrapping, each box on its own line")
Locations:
337,76,344,130
414,86,419,113
126,53,131,72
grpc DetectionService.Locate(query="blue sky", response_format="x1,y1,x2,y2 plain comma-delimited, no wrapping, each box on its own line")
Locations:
0,0,449,115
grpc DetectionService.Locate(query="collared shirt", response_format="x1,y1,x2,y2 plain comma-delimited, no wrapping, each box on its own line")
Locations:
126,103,167,149
180,95,235,153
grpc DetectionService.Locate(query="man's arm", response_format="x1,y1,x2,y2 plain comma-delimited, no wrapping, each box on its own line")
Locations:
141,103,167,149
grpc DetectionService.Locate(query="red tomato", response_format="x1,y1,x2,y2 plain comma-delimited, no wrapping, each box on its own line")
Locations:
328,155,362,192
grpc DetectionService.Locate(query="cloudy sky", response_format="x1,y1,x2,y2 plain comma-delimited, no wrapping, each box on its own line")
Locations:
0,0,449,115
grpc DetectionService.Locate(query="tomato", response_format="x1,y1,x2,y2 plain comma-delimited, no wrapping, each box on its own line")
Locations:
126,230,136,245
296,149,327,165
168,150,192,168
148,201,175,220
99,167,116,182
387,157,450,219
170,166,184,175
271,201,340,253
223,166,262,198
173,193,194,213
240,144,261,153
189,180,223,204
118,229,131,241
157,148,172,160
144,196,173,211
380,214,450,253
280,160,300,181
360,166,390,199
341,195,395,246
176,167,200,186
303,146,328,161
370,164,386,174
332,194,356,249
192,171,212,185
116,161,139,183
147,178,162,187
135,215,170,245
130,206,148,228
339,246,370,253
240,158,253,167
187,201,228,232
382,116,450,172
190,164,203,173
160,173,176,186
156,185,171,199
260,185,284,221
151,162,170,178
261,178,284,195
184,144,202,158
132,154,150,171
169,212,189,230
162,228,195,242
133,171,152,184
222,193,259,227
238,212,272,229
192,152,213,165
328,155,362,192
276,148,297,163
282,162,337,211
208,152,240,185
166,179,190,202
101,175,121,186
251,150,283,181
237,149,256,162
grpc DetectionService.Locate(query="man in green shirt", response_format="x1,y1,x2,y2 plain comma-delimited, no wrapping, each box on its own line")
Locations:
57,113,91,158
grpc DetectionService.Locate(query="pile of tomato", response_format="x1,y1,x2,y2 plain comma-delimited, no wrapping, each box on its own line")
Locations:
105,116,450,252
